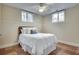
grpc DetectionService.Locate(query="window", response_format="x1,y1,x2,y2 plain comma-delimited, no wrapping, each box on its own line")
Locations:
21,11,33,22
28,13,33,22
59,11,64,22
52,11,64,23
52,13,58,23
22,11,27,22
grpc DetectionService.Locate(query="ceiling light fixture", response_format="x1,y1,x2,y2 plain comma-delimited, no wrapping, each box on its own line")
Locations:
38,3,47,12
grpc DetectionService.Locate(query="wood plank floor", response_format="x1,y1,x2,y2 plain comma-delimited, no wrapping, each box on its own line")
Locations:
0,42,79,55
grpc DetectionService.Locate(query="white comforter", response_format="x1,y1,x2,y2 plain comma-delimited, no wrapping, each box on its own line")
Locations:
19,33,57,55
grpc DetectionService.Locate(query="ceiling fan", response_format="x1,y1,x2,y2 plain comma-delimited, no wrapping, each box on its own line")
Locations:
38,3,50,12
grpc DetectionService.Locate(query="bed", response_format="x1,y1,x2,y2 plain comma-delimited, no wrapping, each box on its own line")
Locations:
18,26,57,55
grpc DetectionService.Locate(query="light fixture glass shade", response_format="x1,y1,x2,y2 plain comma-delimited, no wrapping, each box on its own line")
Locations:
39,8,44,12
38,6,47,12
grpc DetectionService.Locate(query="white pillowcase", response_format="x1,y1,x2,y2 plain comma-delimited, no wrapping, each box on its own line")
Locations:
21,28,30,34
21,27,38,34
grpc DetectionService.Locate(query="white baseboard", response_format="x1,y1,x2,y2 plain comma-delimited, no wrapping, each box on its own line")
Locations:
58,40,79,47
0,42,19,49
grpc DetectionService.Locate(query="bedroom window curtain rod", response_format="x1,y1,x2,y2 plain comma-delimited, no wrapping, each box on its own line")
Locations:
49,9,65,15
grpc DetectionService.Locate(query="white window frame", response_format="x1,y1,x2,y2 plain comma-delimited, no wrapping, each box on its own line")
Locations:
21,11,33,22
52,11,64,23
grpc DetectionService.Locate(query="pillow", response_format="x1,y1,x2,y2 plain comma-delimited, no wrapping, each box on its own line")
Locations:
30,29,38,34
21,27,38,34
21,28,30,34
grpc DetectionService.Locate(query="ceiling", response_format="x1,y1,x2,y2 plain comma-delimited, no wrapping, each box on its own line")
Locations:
4,3,78,15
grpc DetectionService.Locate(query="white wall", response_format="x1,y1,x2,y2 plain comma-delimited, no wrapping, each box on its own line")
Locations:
42,5,79,45
0,4,43,46
0,4,2,34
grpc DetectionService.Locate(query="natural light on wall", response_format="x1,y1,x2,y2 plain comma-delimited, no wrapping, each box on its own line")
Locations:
52,11,64,23
21,11,33,22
